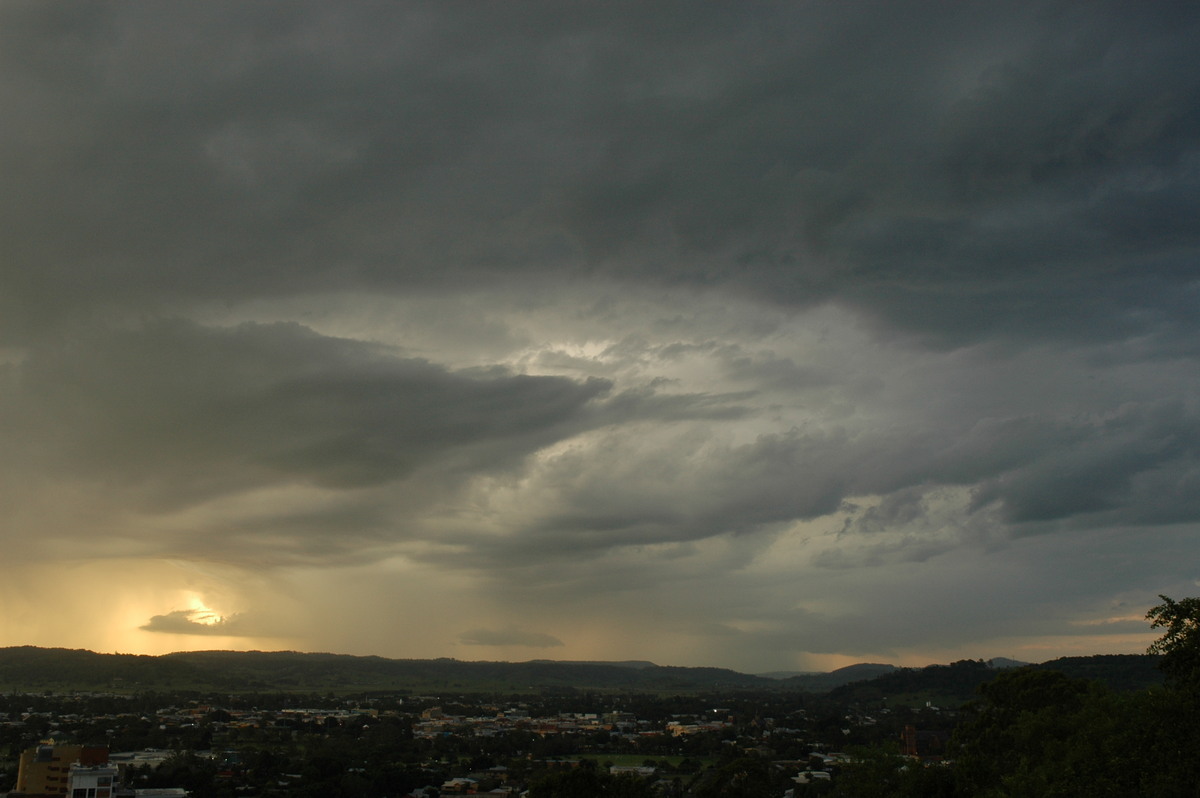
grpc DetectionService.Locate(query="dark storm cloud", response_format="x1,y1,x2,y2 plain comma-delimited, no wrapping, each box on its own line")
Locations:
425,390,1200,575
426,425,902,571
6,319,611,505
1,318,772,567
1,2,1196,346
2,1,1199,667
969,402,1200,527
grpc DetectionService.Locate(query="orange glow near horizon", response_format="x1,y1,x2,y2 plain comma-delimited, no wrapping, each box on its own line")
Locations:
0,558,293,657
0,557,1167,669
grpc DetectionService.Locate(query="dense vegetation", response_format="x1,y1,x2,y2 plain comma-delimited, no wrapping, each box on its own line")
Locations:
0,646,1160,697
808,596,1200,797
825,654,1162,708
0,648,779,694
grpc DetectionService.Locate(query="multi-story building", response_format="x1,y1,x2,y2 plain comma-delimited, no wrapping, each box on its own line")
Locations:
65,763,118,798
12,745,108,797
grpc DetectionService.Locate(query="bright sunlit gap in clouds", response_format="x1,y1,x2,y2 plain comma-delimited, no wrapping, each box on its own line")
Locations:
182,593,225,626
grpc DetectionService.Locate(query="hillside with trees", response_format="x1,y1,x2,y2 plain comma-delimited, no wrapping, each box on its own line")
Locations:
813,596,1200,797
0,646,1163,699
0,647,776,694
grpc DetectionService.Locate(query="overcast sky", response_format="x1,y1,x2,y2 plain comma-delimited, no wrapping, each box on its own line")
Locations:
2,1,1199,672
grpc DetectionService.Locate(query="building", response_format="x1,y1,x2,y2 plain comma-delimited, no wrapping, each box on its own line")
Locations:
901,724,951,759
12,745,109,797
65,763,118,798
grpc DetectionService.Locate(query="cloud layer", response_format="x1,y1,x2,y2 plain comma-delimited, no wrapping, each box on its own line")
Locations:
1,1,1198,670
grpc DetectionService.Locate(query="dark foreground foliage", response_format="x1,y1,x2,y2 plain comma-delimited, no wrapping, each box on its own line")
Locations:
812,596,1200,797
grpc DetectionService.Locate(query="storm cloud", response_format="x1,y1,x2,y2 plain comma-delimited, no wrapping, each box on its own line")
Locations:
1,1,1198,671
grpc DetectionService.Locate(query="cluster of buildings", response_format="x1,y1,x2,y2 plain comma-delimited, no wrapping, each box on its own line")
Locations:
0,691,949,796
413,706,692,741
3,744,183,798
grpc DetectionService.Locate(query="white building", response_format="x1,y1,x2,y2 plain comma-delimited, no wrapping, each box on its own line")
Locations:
66,763,119,798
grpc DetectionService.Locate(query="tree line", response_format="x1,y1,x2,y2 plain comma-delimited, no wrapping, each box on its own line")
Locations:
803,595,1200,797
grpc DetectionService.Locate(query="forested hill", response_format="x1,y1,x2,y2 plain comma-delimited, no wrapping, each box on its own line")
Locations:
0,647,773,693
0,647,1162,696
825,655,1163,707
777,663,897,692
1031,653,1165,691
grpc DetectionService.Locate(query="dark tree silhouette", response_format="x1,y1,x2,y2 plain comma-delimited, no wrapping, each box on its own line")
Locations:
1147,595,1200,689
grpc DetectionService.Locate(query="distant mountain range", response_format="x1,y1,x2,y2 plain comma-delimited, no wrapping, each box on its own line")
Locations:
0,646,1163,698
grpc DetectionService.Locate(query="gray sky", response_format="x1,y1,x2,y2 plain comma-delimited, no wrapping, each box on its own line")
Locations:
2,1,1198,671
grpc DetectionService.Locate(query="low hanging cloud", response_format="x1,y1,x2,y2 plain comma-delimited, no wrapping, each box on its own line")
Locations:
458,628,565,649
141,609,247,637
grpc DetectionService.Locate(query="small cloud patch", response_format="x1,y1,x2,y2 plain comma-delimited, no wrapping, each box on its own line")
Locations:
459,627,564,648
141,609,245,636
